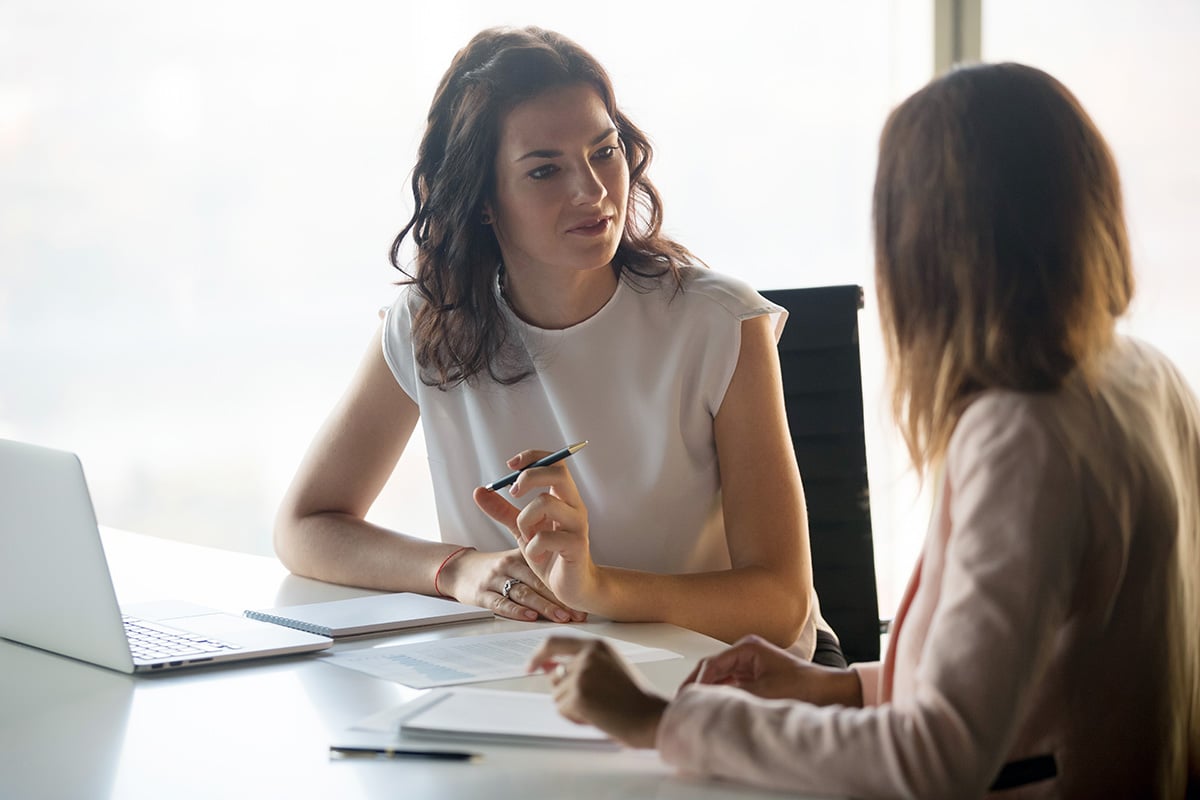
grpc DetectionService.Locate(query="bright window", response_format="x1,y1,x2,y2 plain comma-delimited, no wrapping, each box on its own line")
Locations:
982,0,1200,395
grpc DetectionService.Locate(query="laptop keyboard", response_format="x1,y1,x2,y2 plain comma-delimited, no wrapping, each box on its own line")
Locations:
122,615,240,662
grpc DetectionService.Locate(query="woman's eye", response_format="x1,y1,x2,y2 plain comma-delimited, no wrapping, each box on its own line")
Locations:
593,145,618,161
529,164,558,180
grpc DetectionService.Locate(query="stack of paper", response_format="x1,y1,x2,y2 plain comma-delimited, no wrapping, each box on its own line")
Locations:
396,688,616,749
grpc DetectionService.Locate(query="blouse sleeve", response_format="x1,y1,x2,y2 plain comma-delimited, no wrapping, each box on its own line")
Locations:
380,286,419,402
681,269,787,419
656,396,1087,799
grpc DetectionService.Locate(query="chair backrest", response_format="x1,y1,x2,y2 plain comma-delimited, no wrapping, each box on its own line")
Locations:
761,285,881,663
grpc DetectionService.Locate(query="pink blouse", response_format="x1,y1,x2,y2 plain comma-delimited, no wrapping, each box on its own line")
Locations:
657,337,1200,798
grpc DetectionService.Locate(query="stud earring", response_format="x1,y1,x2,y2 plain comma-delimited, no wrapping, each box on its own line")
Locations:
481,212,493,225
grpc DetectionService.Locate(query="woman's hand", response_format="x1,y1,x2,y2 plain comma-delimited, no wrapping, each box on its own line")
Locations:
473,449,601,610
528,636,668,749
438,547,586,623
681,634,863,707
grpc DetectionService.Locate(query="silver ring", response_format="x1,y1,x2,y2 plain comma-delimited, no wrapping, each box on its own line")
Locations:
501,577,522,599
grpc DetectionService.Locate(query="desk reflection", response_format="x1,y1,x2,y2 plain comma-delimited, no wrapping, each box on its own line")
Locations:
0,642,134,799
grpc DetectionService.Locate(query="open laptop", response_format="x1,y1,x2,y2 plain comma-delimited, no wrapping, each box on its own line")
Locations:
0,438,332,673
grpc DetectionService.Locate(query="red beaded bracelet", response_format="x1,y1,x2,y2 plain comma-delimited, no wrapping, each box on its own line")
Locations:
433,545,475,598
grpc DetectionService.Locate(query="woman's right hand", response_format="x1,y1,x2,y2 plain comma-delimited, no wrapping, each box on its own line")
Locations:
681,635,862,707
438,547,587,623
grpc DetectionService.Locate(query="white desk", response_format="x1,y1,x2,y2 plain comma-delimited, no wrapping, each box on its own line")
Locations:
0,529,827,800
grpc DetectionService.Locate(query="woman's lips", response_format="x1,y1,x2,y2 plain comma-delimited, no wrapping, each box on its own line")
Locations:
567,217,611,236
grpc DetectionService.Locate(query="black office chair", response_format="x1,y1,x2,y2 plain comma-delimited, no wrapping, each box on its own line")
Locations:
761,285,882,664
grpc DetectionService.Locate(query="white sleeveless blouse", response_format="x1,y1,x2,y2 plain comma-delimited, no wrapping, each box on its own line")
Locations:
383,265,821,652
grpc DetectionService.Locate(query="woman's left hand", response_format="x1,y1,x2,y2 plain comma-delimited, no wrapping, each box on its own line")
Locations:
473,449,601,609
680,634,863,706
528,636,668,749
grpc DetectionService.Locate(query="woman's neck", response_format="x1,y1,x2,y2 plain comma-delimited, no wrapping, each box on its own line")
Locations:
499,262,618,330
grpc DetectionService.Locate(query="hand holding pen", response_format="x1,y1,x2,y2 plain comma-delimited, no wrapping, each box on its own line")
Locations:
483,441,588,492
431,442,591,625
473,441,599,611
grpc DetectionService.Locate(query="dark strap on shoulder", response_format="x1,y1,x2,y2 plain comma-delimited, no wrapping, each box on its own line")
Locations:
811,629,847,668
990,754,1058,791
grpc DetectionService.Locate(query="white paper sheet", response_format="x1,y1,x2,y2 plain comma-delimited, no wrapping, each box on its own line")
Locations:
399,687,615,747
325,629,680,688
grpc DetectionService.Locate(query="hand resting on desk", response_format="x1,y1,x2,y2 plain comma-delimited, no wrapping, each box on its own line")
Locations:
682,634,863,706
437,546,587,624
473,448,600,612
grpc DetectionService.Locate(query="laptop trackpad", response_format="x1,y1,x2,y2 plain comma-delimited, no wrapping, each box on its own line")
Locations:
123,600,225,622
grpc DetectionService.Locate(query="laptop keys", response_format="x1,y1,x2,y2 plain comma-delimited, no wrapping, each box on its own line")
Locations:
122,615,241,661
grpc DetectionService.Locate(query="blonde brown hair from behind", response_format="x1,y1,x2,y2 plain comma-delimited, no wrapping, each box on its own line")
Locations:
872,62,1134,475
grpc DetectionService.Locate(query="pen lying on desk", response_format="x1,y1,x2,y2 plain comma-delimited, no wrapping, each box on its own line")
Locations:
483,441,588,492
329,746,480,761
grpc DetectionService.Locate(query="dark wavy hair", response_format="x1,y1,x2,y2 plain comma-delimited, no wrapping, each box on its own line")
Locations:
391,26,695,388
873,63,1133,473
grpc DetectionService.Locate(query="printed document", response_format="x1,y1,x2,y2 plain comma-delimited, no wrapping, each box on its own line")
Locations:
325,628,680,688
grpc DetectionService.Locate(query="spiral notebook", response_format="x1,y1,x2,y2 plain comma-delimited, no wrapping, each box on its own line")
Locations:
244,593,492,638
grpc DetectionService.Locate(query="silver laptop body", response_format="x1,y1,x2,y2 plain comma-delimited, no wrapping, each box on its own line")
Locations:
0,438,331,673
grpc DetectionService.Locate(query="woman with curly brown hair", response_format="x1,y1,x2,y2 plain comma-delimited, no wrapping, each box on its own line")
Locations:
274,26,837,660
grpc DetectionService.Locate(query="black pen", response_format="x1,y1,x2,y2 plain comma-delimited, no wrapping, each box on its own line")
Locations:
483,441,588,492
329,745,479,761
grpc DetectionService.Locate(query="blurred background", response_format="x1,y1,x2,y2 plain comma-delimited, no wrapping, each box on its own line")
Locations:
2,0,1197,615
